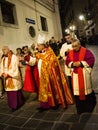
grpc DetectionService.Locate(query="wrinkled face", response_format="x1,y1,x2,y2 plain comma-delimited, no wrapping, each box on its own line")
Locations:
72,41,81,51
65,35,72,43
37,44,45,52
2,47,9,56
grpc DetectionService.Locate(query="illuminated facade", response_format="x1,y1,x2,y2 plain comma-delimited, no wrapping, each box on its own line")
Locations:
0,0,62,51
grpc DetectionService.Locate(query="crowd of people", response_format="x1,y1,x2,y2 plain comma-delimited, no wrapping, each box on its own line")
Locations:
0,34,97,114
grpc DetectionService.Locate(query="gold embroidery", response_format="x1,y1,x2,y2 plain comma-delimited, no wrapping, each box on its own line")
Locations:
7,77,15,89
36,47,74,106
6,52,15,89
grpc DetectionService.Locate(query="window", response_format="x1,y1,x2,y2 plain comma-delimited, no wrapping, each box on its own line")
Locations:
40,16,48,31
0,1,18,26
29,26,36,38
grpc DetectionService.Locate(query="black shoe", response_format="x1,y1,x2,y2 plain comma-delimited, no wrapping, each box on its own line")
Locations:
37,107,49,112
11,108,17,112
51,104,60,110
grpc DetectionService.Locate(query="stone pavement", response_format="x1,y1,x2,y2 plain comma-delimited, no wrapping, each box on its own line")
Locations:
0,45,98,130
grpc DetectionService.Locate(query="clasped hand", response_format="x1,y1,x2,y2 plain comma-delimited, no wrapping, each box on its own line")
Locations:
2,73,8,78
73,61,81,67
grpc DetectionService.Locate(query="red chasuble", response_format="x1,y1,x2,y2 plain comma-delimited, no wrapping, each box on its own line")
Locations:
23,55,39,93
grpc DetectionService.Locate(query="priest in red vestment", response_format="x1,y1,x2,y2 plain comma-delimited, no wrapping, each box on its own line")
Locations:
36,35,74,111
66,39,96,114
21,46,39,94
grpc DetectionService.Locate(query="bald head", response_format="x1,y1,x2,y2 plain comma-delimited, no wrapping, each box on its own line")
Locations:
71,39,81,51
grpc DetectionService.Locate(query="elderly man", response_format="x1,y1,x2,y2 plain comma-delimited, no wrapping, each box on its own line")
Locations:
36,39,74,111
66,39,96,114
0,46,24,111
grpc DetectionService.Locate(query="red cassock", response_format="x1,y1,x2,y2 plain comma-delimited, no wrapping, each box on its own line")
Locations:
23,55,39,93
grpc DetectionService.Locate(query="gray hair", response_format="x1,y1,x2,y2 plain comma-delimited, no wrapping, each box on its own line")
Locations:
2,46,10,50
71,39,81,45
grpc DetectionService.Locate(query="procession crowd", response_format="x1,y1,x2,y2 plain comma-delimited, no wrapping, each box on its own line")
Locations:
0,34,96,115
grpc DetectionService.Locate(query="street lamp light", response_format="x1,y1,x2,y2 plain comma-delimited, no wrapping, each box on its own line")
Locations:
78,14,87,37
79,15,86,25
65,29,70,33
79,15,85,21
69,25,76,38
69,25,76,31
65,25,76,38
